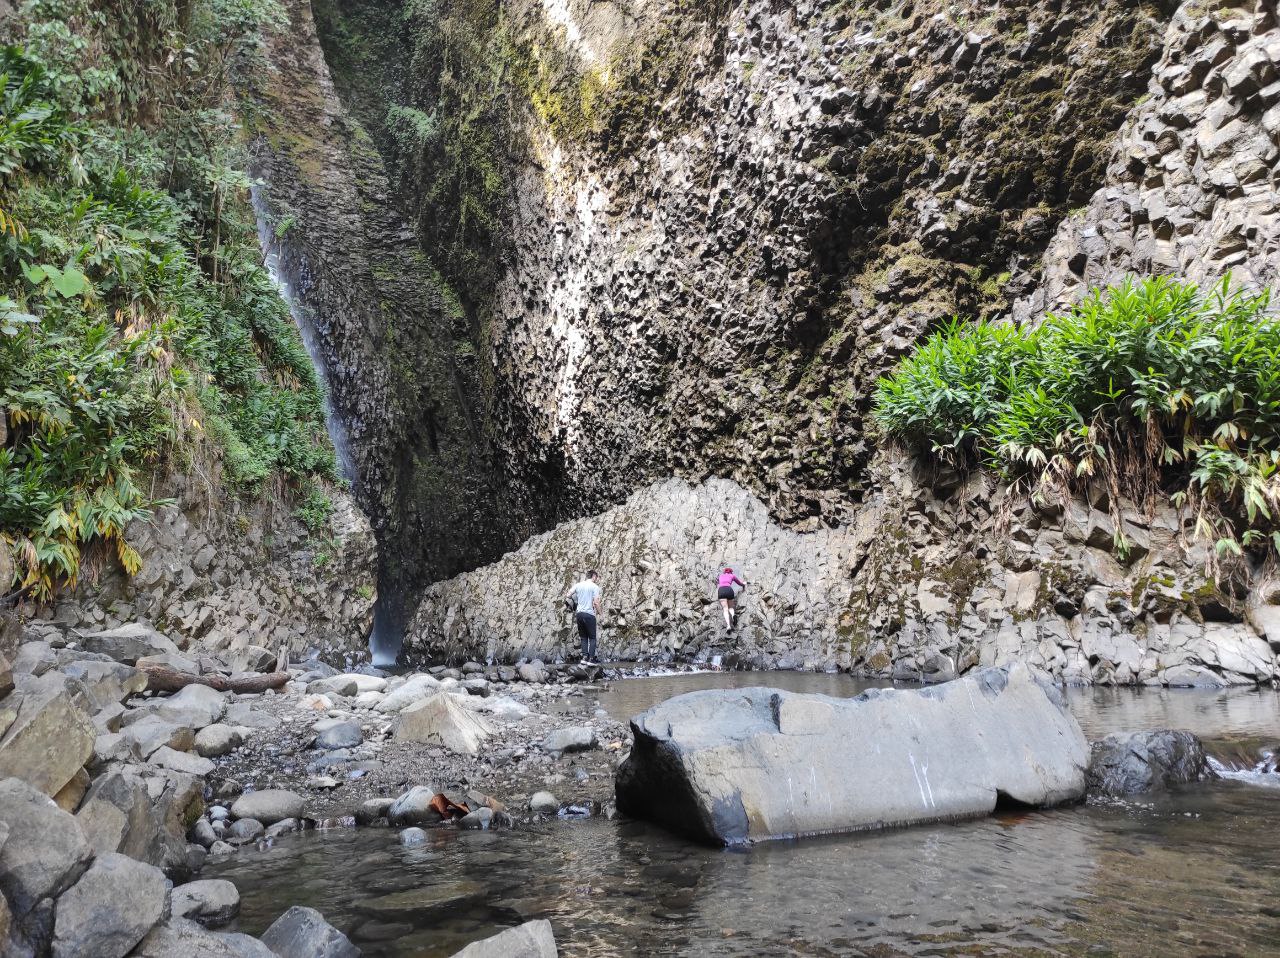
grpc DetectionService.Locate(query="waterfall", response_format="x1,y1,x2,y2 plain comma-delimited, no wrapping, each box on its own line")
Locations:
248,184,357,483
251,182,405,666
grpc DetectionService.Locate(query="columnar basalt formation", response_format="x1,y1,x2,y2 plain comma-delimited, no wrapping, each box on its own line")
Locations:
285,0,1280,682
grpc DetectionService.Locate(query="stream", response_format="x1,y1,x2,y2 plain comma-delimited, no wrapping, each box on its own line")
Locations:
209,673,1280,956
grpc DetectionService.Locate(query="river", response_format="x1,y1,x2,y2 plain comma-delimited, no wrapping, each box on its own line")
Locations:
209,672,1280,956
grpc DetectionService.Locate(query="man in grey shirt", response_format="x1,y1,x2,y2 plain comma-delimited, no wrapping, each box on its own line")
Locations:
565,570,602,664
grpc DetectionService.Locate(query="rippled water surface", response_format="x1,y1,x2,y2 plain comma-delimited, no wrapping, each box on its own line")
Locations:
212,674,1280,956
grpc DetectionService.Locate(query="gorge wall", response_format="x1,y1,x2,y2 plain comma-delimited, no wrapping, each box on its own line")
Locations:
257,0,1280,683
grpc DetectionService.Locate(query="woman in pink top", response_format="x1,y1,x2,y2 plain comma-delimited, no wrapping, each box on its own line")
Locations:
716,567,746,630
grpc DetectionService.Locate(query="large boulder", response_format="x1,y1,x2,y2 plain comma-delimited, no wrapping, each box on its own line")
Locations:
0,674,95,796
51,851,169,958
78,624,181,664
260,905,359,958
451,919,558,958
76,767,202,874
396,693,494,754
0,778,92,918
615,662,1088,845
230,789,305,825
123,714,196,759
1086,730,1214,797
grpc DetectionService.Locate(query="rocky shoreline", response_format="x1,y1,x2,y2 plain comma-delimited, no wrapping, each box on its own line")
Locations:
0,616,641,957
1,608,1269,956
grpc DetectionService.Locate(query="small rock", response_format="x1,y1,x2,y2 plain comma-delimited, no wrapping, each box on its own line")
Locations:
399,827,428,846
194,724,245,758
172,878,241,928
265,818,300,838
388,785,442,826
544,726,598,755
450,919,558,958
190,819,218,849
458,807,494,830
208,840,235,858
354,797,395,826
261,906,360,958
230,789,305,824
226,818,264,845
314,719,363,750
529,791,559,815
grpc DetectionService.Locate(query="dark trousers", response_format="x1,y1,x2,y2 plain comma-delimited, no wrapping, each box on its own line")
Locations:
575,612,598,659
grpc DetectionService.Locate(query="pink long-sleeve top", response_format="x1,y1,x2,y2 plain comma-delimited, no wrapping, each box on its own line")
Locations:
717,571,745,588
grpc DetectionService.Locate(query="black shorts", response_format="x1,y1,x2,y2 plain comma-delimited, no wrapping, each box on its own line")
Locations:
717,586,736,600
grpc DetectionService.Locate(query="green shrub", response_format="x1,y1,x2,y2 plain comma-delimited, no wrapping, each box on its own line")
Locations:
873,276,1280,557
294,484,333,532
0,3,335,598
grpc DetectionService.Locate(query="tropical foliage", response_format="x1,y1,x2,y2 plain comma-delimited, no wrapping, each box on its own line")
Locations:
0,1,335,599
874,277,1280,558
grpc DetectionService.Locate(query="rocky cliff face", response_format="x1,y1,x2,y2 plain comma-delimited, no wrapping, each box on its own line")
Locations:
246,0,543,650
409,470,1280,687
281,0,1280,683
33,480,376,664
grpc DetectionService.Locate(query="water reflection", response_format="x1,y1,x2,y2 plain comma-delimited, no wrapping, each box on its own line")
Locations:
212,675,1280,956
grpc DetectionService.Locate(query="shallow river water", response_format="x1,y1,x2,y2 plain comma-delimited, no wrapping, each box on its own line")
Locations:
211,673,1280,957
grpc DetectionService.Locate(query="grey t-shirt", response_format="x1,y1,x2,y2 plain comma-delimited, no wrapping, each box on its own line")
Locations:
571,580,601,616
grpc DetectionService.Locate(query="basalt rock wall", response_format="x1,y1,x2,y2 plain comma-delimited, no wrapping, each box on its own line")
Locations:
409,471,1280,687
310,0,1280,681
36,479,376,663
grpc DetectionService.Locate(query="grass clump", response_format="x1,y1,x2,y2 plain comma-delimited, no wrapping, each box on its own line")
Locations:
874,276,1280,558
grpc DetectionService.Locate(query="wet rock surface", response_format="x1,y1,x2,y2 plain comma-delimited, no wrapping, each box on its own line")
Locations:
1087,729,1215,797
616,662,1089,844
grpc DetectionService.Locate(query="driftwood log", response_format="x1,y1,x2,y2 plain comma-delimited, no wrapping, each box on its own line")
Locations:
139,664,291,694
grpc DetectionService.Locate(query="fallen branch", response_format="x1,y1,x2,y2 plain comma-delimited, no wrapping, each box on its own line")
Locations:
139,664,291,694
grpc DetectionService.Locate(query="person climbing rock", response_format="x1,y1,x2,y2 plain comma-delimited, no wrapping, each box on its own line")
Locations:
565,570,603,664
717,567,746,630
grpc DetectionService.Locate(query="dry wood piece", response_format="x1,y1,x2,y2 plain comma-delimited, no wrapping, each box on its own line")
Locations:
139,664,290,694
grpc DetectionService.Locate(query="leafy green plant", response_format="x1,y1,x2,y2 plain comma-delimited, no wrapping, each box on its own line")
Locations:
873,276,1280,558
0,3,336,597
294,484,333,532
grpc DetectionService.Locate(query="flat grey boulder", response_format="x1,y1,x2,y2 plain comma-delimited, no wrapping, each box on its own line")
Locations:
79,623,180,664
1086,730,1214,797
0,777,92,917
615,662,1088,845
172,879,241,927
133,917,276,957
451,919,558,958
314,719,363,750
544,727,598,755
260,905,360,958
230,789,305,825
52,851,168,958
